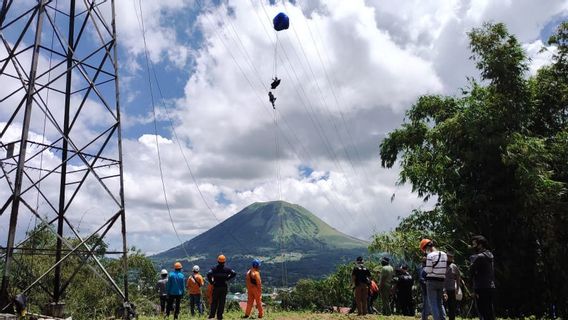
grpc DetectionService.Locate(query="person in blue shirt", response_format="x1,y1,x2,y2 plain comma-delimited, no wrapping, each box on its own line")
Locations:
166,262,186,320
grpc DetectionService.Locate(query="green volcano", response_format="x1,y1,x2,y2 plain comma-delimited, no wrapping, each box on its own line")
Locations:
151,201,368,285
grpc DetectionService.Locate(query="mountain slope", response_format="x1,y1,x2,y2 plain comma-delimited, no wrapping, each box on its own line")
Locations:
151,201,368,285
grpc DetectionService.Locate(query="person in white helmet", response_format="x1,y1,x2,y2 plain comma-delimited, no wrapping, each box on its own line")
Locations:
156,269,169,316
187,265,205,316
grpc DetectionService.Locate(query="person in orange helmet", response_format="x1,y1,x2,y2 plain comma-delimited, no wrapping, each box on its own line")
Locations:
206,254,236,320
187,265,205,316
243,259,263,318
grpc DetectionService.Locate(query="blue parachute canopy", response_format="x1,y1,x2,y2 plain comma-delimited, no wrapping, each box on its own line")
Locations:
273,12,289,31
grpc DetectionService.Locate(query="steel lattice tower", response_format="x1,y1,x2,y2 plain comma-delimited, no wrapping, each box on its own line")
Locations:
0,0,130,316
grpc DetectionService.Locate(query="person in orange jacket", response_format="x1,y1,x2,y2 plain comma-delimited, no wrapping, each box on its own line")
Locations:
243,259,263,318
187,265,205,316
206,282,214,307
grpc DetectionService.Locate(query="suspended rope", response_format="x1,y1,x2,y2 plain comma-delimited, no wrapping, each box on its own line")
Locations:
135,0,190,260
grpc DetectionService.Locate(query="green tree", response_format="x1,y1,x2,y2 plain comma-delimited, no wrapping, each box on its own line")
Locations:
379,22,568,317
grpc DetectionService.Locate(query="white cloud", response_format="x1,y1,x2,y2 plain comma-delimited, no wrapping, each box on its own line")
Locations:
1,0,566,254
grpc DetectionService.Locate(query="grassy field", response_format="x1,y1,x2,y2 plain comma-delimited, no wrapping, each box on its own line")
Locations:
139,311,415,319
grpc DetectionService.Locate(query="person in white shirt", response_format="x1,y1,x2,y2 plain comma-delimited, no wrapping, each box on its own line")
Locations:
420,239,448,320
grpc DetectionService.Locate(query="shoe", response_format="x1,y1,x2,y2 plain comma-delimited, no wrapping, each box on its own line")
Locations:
242,316,249,319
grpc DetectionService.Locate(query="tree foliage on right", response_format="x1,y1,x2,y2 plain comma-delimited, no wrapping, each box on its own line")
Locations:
378,21,568,317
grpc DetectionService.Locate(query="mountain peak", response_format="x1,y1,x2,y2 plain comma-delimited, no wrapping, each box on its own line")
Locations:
154,201,367,258
151,201,368,286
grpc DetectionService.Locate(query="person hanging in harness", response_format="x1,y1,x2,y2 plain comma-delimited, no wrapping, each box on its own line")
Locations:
268,91,276,109
187,265,205,317
243,259,263,319
207,254,237,320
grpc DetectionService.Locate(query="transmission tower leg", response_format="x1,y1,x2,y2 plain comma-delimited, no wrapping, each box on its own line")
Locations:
0,0,47,311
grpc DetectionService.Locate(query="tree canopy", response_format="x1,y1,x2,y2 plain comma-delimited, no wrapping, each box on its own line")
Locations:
379,21,568,317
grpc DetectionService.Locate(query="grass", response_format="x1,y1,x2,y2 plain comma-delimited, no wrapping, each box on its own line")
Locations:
138,311,416,320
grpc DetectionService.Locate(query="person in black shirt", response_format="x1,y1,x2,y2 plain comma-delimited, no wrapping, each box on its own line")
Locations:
470,235,495,320
396,264,414,316
206,255,237,320
351,256,371,315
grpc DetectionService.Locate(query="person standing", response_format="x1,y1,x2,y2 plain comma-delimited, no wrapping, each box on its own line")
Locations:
156,269,169,316
351,256,371,316
244,259,263,318
444,252,461,320
368,279,379,314
378,257,394,316
207,254,237,320
396,264,414,316
187,265,205,317
166,262,186,320
470,235,495,320
418,258,431,320
420,239,448,320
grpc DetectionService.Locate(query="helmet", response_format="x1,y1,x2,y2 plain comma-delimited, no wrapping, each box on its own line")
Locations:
174,262,183,270
192,265,200,272
252,259,261,268
419,239,432,252
217,255,226,263
160,269,168,275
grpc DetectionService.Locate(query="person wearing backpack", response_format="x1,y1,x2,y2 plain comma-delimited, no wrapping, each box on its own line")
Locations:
368,279,379,314
420,239,448,320
351,256,371,315
187,265,205,316
243,259,263,318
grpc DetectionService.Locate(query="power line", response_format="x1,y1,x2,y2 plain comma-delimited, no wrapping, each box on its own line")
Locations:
135,0,190,260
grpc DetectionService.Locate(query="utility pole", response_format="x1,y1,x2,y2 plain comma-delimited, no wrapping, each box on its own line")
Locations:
0,0,131,317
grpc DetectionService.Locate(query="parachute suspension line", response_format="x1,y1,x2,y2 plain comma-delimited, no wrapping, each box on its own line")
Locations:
256,1,358,226
135,0,252,255
135,0,190,260
273,109,282,200
273,31,279,79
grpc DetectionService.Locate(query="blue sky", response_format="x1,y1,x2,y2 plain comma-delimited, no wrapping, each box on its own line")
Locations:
1,0,567,254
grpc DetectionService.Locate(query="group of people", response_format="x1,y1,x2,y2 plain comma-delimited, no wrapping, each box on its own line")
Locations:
351,235,496,320
156,255,263,320
350,256,413,316
420,235,495,320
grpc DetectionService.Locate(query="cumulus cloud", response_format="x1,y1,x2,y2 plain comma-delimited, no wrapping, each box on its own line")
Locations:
1,0,566,254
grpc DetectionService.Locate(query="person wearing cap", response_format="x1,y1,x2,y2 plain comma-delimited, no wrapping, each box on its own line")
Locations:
351,256,371,316
378,256,394,316
243,258,263,318
156,269,169,316
166,262,186,320
187,265,205,316
470,235,495,320
444,252,461,320
420,239,448,320
207,254,237,320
